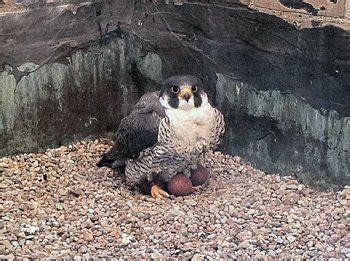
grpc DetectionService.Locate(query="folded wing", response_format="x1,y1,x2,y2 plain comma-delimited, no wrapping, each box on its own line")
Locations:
97,92,165,169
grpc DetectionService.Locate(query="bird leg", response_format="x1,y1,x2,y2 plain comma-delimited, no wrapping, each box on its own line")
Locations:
151,184,169,199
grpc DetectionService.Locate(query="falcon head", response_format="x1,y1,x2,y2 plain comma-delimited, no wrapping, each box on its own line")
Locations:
159,75,208,111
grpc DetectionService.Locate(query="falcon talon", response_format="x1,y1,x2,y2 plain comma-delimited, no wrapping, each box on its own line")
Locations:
151,185,169,199
97,75,225,198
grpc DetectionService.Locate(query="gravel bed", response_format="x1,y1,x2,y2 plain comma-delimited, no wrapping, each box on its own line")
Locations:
0,139,349,259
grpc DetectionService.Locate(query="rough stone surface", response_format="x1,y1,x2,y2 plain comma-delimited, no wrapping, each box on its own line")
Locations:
0,1,349,189
0,139,349,258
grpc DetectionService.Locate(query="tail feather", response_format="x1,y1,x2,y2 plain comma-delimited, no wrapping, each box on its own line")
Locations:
96,157,114,167
96,143,125,168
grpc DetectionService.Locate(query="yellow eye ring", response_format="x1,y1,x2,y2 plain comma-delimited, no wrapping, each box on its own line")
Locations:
171,85,179,94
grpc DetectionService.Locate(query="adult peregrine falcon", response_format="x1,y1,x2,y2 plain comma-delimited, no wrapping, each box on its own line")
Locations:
97,75,225,199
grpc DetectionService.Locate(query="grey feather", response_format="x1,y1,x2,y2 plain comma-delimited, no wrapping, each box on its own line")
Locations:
97,91,165,168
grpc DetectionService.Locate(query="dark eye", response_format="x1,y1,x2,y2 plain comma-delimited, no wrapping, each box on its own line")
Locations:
192,85,198,92
171,85,179,94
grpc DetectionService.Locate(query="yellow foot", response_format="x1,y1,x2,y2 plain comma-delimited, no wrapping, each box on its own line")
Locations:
151,185,169,199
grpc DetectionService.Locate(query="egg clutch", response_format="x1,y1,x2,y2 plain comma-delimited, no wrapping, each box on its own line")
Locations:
139,165,210,197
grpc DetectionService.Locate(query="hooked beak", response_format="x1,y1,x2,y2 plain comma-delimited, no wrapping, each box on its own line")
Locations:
179,85,192,102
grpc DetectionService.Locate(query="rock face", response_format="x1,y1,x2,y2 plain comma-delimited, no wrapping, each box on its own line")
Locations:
0,1,349,189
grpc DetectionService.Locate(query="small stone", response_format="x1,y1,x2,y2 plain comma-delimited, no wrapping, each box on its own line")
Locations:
52,221,60,228
283,192,300,205
110,229,120,238
238,240,251,249
276,237,284,244
184,199,197,206
79,246,88,254
298,184,304,190
275,249,283,254
207,234,216,239
82,230,94,242
307,241,314,247
4,240,13,250
326,246,334,252
228,205,235,216
17,232,26,238
286,184,298,190
121,233,133,244
25,240,34,249
21,224,39,235
11,241,19,248
340,248,349,254
287,235,296,243
222,241,230,247
192,254,206,260
315,243,324,251
90,215,99,222
340,199,347,205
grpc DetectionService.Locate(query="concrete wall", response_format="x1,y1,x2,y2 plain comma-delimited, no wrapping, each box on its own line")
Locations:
0,42,135,155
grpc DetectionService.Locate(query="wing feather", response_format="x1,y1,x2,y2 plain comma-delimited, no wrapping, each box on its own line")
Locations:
97,92,165,168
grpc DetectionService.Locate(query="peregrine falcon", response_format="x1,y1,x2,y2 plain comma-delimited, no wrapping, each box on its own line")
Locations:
97,75,225,199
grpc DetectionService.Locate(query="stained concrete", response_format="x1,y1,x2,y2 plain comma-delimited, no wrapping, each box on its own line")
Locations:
0,40,139,155
216,74,349,190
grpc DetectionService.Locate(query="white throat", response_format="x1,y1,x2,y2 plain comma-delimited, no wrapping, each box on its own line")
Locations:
159,94,214,147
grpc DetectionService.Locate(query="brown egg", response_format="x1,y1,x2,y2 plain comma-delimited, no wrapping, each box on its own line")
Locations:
167,173,193,196
190,165,210,186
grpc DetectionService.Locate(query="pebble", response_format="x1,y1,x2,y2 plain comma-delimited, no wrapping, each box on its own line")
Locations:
0,139,347,258
340,248,349,254
4,240,13,250
276,237,284,244
238,240,251,249
184,199,197,206
82,231,94,242
286,184,299,190
121,233,133,244
327,246,334,252
21,224,40,235
79,246,88,254
287,235,296,243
